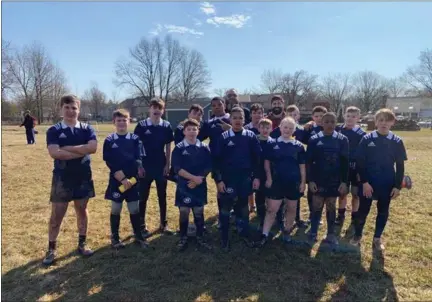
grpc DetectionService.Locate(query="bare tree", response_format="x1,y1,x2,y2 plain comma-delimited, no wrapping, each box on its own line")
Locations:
260,69,284,94
46,66,68,121
176,48,211,102
161,35,182,102
213,88,230,97
351,71,388,112
404,48,432,94
83,83,107,117
386,76,407,98
1,40,14,100
280,70,319,106
319,73,351,118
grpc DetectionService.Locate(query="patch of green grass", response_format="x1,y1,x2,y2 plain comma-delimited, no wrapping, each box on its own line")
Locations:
1,126,432,301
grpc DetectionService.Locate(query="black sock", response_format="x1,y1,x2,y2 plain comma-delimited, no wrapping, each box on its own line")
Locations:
179,212,189,238
130,213,144,240
78,235,86,246
48,241,56,250
338,208,346,218
110,214,121,240
351,211,358,221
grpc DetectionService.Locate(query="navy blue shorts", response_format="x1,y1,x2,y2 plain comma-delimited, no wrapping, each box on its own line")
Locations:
313,184,340,198
105,181,140,203
267,180,301,201
175,182,207,208
348,167,359,188
50,172,95,203
218,176,252,201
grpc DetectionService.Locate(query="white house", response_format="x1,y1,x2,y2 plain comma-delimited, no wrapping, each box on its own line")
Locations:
387,96,432,119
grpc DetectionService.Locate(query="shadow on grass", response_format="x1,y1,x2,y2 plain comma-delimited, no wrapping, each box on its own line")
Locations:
2,212,398,301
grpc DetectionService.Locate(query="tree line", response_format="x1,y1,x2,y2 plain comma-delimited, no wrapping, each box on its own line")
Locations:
2,35,431,123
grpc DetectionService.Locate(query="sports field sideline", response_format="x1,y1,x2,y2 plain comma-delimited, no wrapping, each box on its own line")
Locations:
1,124,431,301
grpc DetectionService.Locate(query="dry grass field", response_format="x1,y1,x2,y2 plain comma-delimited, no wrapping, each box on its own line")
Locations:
1,124,432,301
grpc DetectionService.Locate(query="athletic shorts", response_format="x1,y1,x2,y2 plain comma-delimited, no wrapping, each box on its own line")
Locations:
218,176,252,201
50,172,95,203
105,181,140,203
267,180,301,201
175,181,207,208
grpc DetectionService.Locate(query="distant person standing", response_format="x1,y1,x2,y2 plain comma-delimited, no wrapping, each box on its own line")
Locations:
20,110,36,144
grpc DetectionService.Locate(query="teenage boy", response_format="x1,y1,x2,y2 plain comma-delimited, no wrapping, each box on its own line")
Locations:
43,95,97,265
174,104,209,144
212,107,261,251
171,118,213,251
307,112,349,246
351,109,407,251
134,97,174,237
335,106,367,227
103,109,148,249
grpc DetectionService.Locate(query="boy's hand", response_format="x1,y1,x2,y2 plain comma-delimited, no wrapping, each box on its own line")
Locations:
303,121,314,130
188,181,197,189
219,120,232,131
192,176,204,185
390,188,400,199
121,178,133,190
299,182,306,193
362,182,373,198
338,183,348,195
252,178,260,190
163,165,170,176
265,178,272,189
217,181,226,193
308,182,318,193
138,167,145,178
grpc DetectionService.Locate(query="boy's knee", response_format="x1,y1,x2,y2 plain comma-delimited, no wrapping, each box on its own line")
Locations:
126,201,140,215
111,202,123,215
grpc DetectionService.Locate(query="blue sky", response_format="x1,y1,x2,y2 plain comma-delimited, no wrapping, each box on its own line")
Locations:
2,2,432,101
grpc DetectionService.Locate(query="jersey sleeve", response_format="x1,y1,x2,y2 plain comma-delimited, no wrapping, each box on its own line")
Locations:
250,134,262,179
133,123,141,137
199,121,210,141
211,134,224,182
46,127,59,146
298,144,306,165
174,127,184,145
103,138,121,173
340,137,350,183
201,145,212,177
396,139,408,162
86,124,97,142
171,146,183,174
355,137,368,183
165,124,175,145
306,139,316,182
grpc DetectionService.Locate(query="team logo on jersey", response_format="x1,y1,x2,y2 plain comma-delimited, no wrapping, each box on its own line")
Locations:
59,133,67,138
226,187,234,193
227,141,235,146
145,129,152,135
111,143,118,148
182,150,190,155
273,145,280,150
317,141,324,146
183,197,191,204
112,192,121,199
368,142,376,147
211,124,217,128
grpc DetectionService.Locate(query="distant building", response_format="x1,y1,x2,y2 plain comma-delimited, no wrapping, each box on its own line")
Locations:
387,96,432,119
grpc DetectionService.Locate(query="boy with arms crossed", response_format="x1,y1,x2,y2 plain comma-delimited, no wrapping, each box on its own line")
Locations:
171,118,213,251
307,112,349,246
43,95,97,265
351,109,407,251
103,109,148,249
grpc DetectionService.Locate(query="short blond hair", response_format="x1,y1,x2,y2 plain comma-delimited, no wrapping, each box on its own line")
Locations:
280,116,296,127
286,105,300,113
375,108,396,121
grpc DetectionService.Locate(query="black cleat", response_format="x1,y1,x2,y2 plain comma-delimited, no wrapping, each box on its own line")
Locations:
176,237,188,252
77,243,94,257
111,237,126,249
221,241,230,252
255,234,269,248
196,236,212,251
42,249,56,266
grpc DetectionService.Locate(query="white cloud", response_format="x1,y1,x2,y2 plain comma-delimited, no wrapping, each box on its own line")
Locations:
206,14,251,29
149,24,204,37
149,24,163,36
200,2,216,15
164,25,204,37
193,18,203,27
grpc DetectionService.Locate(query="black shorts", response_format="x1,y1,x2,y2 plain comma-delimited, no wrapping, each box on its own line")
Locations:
348,167,359,188
105,182,140,203
267,180,301,201
50,173,95,203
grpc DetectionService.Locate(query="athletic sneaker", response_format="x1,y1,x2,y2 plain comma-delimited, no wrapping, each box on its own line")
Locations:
141,229,151,239
177,236,188,252
42,249,56,266
350,236,362,247
255,234,269,248
196,236,212,251
373,238,385,251
296,219,308,228
159,224,174,235
135,239,149,249
323,234,339,246
335,216,345,226
77,243,94,257
111,237,126,249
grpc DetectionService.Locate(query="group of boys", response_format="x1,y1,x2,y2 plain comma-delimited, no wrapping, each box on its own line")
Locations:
42,91,407,264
